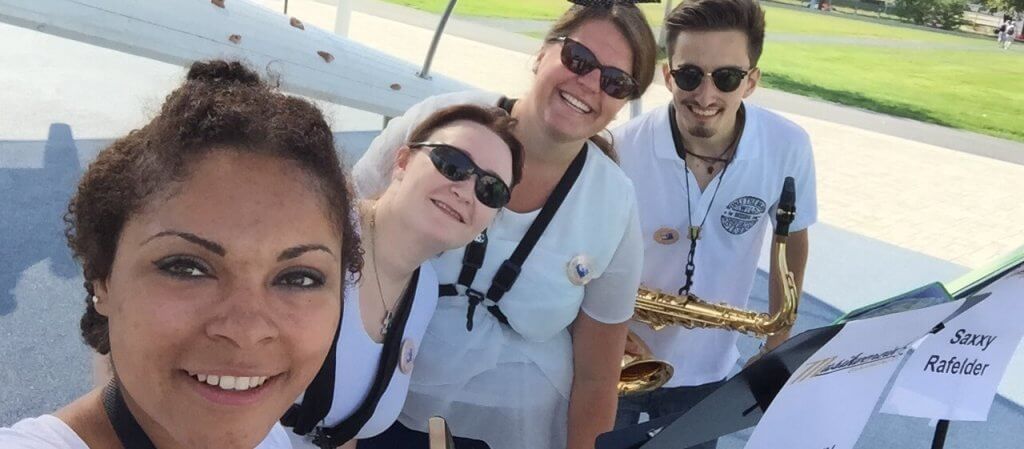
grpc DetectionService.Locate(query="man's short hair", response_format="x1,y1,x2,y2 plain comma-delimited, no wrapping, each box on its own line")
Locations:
664,0,767,67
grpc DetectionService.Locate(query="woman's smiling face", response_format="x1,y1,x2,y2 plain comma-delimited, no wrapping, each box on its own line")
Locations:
389,121,513,250
531,19,635,142
93,150,343,448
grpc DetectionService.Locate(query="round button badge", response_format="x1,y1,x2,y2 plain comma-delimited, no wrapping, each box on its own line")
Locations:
566,254,595,286
653,227,680,245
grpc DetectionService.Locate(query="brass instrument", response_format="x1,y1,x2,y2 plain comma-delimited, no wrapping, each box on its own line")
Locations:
619,331,674,396
619,178,800,396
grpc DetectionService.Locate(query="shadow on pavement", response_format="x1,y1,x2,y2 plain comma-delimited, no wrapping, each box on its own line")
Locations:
0,123,83,316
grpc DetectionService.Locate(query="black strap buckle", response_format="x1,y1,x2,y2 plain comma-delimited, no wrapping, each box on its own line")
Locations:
461,232,487,269
312,426,338,449
462,245,484,270
465,288,485,331
491,260,522,295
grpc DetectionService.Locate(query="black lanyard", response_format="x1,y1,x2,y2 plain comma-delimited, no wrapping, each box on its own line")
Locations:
667,104,744,295
283,269,421,448
438,144,588,331
102,380,157,449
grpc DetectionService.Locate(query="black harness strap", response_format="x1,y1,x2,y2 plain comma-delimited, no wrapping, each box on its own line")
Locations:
283,308,342,435
497,96,516,114
439,145,588,331
102,380,157,449
284,269,422,448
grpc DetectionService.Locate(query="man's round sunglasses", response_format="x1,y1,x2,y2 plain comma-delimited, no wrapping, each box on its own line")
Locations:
410,142,512,209
554,37,640,100
669,64,752,93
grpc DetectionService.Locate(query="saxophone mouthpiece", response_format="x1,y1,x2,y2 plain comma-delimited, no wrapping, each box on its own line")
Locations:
775,177,796,237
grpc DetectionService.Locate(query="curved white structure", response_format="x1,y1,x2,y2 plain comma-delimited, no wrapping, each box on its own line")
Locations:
0,0,468,117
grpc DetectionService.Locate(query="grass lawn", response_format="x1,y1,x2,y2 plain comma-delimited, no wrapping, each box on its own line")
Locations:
764,6,988,44
759,45,1024,142
383,0,1024,143
382,0,667,21
384,0,983,43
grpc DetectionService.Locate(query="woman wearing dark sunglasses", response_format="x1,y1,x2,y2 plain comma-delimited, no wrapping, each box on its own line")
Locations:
351,2,657,449
283,104,523,449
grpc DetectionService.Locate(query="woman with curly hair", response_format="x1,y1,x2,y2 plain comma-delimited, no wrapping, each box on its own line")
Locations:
0,59,361,449
0,57,523,449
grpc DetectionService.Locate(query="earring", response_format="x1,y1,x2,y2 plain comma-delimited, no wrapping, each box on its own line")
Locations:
91,295,100,305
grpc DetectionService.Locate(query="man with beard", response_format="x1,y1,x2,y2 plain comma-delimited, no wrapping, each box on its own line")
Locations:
612,0,817,445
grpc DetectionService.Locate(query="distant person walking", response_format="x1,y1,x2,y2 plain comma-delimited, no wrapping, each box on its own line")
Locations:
1003,22,1016,50
997,21,1008,48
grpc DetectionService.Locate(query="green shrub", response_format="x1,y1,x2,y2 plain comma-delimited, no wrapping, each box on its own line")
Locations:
931,0,968,29
893,0,968,29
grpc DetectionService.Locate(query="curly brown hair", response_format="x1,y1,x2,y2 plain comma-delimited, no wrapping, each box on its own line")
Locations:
64,60,363,355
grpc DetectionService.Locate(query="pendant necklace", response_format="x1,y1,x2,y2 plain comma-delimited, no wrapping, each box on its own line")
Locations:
369,203,394,336
669,104,744,295
682,149,731,175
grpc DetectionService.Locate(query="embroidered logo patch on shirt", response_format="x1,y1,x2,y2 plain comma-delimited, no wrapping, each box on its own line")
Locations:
653,227,680,245
721,196,767,235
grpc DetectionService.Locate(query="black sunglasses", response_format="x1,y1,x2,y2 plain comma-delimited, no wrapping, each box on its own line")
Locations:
669,64,752,93
554,37,639,100
409,142,511,209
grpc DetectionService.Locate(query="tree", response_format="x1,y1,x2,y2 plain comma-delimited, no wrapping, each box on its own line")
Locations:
932,0,969,29
979,0,1024,14
893,0,970,29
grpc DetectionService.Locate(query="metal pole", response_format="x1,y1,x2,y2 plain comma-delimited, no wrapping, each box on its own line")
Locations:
930,420,949,449
418,0,459,79
658,0,673,49
334,0,351,36
630,97,642,118
283,0,288,14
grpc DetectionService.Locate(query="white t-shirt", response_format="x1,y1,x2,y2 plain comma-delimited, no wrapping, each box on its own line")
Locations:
0,415,292,448
352,90,643,449
614,103,818,387
288,264,440,446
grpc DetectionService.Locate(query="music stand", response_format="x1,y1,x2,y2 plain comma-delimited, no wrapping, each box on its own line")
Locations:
597,276,991,449
596,324,842,449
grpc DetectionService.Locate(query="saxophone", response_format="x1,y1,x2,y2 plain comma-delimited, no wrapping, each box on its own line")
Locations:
619,177,800,396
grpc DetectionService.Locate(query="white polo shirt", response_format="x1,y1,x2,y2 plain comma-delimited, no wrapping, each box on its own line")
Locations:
0,415,293,448
614,102,817,387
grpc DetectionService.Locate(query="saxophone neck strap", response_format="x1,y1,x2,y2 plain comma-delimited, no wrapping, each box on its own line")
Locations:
102,379,157,449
